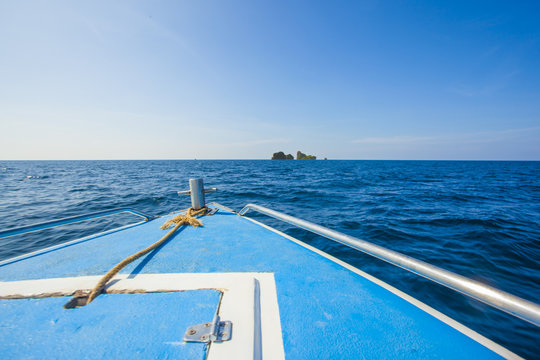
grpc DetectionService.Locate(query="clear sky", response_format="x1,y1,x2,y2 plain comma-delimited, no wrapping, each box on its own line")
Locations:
1,1,539,160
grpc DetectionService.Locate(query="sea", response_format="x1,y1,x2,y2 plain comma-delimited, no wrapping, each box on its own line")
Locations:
0,160,538,359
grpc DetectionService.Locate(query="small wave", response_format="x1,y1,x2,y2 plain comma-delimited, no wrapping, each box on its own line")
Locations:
340,220,362,230
69,188,88,193
23,175,50,180
402,217,517,230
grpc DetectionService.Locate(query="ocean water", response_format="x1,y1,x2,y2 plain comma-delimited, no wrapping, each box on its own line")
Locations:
0,160,539,358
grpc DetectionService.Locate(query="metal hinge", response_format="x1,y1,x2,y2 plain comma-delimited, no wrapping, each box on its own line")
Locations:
184,314,232,343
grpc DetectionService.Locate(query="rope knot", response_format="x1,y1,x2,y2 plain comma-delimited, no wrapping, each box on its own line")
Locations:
160,207,208,229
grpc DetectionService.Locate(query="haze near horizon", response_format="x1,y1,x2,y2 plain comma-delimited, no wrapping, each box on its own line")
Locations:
1,1,539,160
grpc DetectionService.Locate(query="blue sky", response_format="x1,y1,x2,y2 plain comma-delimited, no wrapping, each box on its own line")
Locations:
1,1,539,160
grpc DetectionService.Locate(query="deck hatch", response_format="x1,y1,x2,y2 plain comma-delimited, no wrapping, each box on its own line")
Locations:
0,273,285,360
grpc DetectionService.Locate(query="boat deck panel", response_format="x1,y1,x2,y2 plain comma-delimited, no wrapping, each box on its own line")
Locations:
0,290,220,359
0,208,507,359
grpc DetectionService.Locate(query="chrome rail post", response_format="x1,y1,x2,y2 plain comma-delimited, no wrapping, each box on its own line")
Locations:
189,178,206,210
178,178,217,210
239,203,540,327
0,208,155,239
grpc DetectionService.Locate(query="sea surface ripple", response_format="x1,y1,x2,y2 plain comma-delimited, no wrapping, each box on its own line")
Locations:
0,160,539,358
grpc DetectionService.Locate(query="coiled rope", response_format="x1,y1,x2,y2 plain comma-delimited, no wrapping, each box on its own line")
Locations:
64,207,209,308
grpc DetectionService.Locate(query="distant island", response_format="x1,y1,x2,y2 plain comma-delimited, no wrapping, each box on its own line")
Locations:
271,150,317,160
296,151,316,160
271,151,294,160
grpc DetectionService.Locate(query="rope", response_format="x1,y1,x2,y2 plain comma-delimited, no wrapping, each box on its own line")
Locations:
72,207,208,307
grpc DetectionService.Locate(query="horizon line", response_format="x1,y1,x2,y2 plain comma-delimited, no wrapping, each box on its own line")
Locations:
1,159,539,162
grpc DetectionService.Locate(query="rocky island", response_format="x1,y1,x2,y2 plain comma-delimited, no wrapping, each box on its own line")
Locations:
271,150,317,160
296,151,316,160
271,151,294,160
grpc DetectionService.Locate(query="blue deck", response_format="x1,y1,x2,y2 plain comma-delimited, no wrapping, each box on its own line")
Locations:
0,206,508,359
1,291,220,359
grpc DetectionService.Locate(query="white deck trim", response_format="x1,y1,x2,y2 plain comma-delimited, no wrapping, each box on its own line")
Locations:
240,214,523,360
0,273,285,360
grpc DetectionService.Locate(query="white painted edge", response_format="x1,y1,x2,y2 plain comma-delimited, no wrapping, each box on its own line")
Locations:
239,213,523,360
0,220,149,266
0,273,285,360
259,275,286,360
207,273,285,360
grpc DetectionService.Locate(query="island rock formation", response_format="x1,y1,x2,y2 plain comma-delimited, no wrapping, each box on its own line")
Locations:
271,151,294,160
271,151,317,160
296,151,316,160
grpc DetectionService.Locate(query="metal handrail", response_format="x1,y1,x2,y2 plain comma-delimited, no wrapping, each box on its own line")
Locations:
0,208,155,239
239,203,540,327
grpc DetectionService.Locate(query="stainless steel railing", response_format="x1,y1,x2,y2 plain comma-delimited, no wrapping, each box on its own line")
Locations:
0,208,155,239
239,203,540,327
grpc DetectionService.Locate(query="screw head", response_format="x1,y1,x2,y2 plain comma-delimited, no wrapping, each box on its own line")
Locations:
188,329,196,335
204,322,211,327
